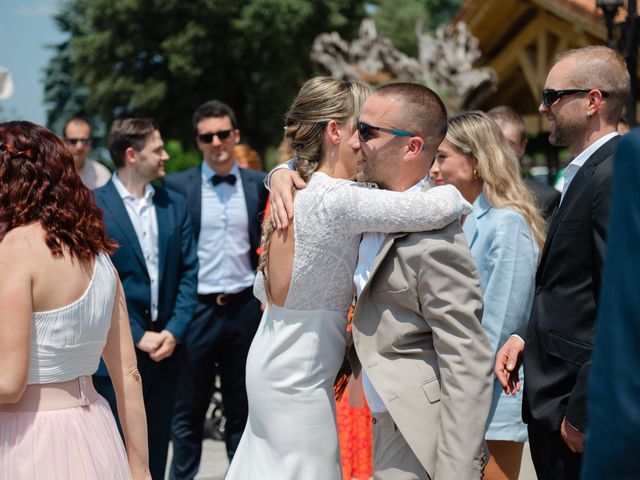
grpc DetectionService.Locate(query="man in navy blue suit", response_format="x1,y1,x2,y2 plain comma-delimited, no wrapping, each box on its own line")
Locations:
581,129,640,479
92,118,198,480
165,100,268,479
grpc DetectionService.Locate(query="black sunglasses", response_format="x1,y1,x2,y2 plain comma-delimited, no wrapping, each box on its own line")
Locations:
197,130,234,143
357,121,417,143
64,137,91,146
542,88,609,108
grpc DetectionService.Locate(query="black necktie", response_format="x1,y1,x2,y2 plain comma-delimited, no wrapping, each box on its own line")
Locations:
211,174,237,186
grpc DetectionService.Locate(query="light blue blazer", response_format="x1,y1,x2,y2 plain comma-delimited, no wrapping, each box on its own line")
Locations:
463,192,539,442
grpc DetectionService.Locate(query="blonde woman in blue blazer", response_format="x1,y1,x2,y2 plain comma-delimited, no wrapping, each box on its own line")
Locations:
430,111,546,480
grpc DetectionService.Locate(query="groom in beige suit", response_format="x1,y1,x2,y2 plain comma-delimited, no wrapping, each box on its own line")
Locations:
269,82,494,479
347,83,494,480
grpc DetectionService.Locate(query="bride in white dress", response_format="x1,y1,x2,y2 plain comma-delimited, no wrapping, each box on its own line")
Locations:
226,78,470,479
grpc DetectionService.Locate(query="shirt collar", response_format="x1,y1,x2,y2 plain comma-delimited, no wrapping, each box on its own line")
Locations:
567,132,619,170
112,172,155,202
406,175,429,193
201,161,240,183
472,191,491,217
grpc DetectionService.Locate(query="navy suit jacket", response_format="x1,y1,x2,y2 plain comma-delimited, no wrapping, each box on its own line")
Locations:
582,130,640,479
520,135,618,434
523,176,560,220
94,179,198,375
164,165,268,270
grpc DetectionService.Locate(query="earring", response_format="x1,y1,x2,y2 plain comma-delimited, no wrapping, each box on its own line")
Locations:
331,146,336,160
473,169,481,180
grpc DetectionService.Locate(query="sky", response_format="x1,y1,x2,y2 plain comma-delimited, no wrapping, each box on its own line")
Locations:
0,0,66,127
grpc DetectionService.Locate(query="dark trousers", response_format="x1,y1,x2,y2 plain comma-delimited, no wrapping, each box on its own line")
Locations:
169,293,261,480
528,422,582,480
94,347,183,480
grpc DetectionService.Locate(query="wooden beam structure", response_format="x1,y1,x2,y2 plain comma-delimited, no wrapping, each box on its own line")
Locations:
457,0,639,131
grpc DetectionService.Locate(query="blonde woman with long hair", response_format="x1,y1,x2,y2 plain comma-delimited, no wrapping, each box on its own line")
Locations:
430,111,545,480
225,77,470,479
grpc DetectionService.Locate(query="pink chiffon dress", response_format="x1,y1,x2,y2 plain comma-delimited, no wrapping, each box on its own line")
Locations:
0,253,131,479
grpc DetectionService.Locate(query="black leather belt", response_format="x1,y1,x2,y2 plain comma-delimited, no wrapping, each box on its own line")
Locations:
199,286,253,306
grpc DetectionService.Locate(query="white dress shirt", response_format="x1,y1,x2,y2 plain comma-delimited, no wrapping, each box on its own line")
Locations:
354,177,428,414
112,173,159,321
197,162,254,294
560,132,619,204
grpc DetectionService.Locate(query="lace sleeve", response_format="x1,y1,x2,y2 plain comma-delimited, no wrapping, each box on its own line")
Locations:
324,182,471,235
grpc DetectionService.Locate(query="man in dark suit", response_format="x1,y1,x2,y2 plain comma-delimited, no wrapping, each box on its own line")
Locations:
92,118,199,480
581,129,640,480
165,100,268,479
494,46,630,479
488,105,560,219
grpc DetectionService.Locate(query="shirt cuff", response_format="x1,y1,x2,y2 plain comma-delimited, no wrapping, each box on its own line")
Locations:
264,160,295,191
510,334,525,346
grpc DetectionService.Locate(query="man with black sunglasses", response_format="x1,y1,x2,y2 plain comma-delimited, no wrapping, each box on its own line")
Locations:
495,46,630,480
164,100,268,479
62,117,111,188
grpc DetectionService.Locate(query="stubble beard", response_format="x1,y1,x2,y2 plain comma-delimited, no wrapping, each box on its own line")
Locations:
548,114,582,150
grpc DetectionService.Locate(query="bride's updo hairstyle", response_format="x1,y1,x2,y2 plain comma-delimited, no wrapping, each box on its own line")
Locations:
283,77,370,181
258,78,369,297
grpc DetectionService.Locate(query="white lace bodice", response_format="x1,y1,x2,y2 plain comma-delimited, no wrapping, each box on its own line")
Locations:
28,252,117,384
254,172,470,311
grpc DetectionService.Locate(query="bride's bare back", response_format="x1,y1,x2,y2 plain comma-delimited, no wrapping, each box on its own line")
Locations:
265,225,295,308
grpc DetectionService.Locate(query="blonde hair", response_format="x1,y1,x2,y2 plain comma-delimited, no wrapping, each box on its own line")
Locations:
284,77,370,181
446,111,546,250
258,77,370,296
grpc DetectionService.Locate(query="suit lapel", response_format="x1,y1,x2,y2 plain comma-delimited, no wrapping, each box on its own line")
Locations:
359,233,406,301
537,136,619,272
153,186,170,283
189,168,203,240
100,181,147,272
239,168,259,240
462,193,491,249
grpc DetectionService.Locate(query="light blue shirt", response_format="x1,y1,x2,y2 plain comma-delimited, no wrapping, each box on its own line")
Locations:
197,162,254,294
354,177,428,414
463,192,538,441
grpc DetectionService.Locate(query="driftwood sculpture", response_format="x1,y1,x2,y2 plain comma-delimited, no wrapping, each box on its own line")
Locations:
311,19,497,112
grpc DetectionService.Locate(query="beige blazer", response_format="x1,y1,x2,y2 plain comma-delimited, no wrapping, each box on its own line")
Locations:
351,222,494,479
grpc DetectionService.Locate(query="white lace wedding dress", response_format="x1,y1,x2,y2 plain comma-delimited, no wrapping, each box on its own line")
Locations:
226,172,469,480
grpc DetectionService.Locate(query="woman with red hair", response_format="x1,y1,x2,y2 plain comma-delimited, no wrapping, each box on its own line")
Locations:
0,121,150,479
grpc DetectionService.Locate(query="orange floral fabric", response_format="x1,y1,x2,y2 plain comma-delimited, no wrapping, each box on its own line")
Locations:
336,387,373,480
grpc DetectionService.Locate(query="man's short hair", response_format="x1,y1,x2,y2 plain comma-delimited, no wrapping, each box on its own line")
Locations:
487,105,526,144
192,100,238,131
555,46,630,124
62,117,92,137
374,83,448,160
107,118,159,168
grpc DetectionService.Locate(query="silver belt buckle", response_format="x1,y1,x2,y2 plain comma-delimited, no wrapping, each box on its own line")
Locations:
216,293,229,306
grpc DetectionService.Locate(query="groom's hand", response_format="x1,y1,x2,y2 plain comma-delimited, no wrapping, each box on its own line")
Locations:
270,169,306,230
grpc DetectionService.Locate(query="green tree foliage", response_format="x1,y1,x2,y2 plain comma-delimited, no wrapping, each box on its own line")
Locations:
45,0,365,160
44,1,92,134
164,139,201,174
371,0,464,58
